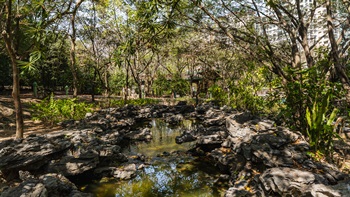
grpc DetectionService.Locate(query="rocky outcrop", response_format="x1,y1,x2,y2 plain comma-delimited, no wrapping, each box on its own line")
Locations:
175,105,350,197
257,167,343,196
0,103,196,196
1,102,349,197
0,173,92,197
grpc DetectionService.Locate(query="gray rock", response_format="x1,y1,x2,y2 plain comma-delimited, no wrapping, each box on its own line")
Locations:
1,181,48,197
47,150,99,176
165,114,184,125
175,133,197,144
84,112,93,118
0,136,72,172
259,167,326,196
125,128,152,141
113,164,137,180
197,134,223,145
1,173,92,197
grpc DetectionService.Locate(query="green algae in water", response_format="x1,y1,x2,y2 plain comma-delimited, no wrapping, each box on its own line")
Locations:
83,119,227,197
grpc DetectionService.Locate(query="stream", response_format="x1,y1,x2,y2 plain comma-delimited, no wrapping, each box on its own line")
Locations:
81,119,228,197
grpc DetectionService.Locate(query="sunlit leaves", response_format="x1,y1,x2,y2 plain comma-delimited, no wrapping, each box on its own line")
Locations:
17,51,42,75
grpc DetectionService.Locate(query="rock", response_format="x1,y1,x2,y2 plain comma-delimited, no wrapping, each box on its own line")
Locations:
226,116,256,139
84,112,93,118
259,167,327,196
165,114,184,125
177,101,187,106
0,135,72,173
19,170,35,181
175,133,197,144
210,148,245,173
197,134,223,145
0,173,92,197
125,128,152,141
47,149,99,176
0,180,48,197
220,105,233,113
225,186,252,197
175,104,195,114
310,184,342,197
201,108,226,127
196,103,212,114
113,164,137,180
60,119,76,128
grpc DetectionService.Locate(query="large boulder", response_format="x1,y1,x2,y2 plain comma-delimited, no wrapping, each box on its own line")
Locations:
0,173,92,197
258,167,350,197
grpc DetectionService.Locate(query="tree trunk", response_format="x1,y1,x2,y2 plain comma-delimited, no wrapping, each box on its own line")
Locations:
138,82,142,99
69,35,79,97
91,69,96,102
326,0,350,102
2,0,24,139
69,0,84,98
124,60,130,104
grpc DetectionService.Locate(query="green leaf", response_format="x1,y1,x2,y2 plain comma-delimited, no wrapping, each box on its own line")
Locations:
306,107,312,128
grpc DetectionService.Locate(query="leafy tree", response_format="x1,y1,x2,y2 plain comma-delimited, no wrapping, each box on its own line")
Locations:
0,0,78,138
188,0,350,155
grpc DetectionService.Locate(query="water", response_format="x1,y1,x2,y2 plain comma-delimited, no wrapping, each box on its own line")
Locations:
82,119,227,197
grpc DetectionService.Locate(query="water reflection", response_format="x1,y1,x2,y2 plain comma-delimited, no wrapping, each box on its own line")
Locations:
123,119,196,157
83,119,226,197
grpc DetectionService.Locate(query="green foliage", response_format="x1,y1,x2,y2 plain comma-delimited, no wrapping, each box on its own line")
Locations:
152,73,172,96
229,82,267,114
278,57,343,156
108,98,160,107
32,94,93,125
207,84,227,106
170,74,190,97
305,94,340,155
228,67,270,115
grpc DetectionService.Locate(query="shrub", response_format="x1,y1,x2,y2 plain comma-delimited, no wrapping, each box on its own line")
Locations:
32,94,93,125
207,84,227,106
108,98,160,107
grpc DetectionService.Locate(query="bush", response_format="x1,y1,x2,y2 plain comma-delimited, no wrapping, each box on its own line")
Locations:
32,94,93,125
207,84,227,106
109,98,160,107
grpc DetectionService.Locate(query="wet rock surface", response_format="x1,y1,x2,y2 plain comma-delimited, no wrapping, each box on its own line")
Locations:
0,102,349,196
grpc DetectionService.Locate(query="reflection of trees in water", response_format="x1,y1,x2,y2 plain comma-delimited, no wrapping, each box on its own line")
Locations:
134,119,195,157
111,119,224,196
114,158,216,197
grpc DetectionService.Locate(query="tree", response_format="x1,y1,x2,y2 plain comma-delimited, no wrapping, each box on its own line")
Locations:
69,0,85,98
1,0,24,138
0,0,75,138
186,0,350,153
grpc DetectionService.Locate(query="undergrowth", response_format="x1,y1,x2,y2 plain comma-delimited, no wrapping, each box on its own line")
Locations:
31,94,93,125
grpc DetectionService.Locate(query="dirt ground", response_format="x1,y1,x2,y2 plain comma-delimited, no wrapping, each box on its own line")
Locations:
0,91,64,141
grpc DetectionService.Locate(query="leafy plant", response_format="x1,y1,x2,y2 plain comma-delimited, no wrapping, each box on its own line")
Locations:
108,98,160,107
152,73,172,96
208,84,227,106
170,74,190,97
32,94,93,125
306,94,340,155
278,56,344,157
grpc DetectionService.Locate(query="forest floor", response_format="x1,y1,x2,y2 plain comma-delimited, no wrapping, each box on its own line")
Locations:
0,90,102,141
0,91,64,141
